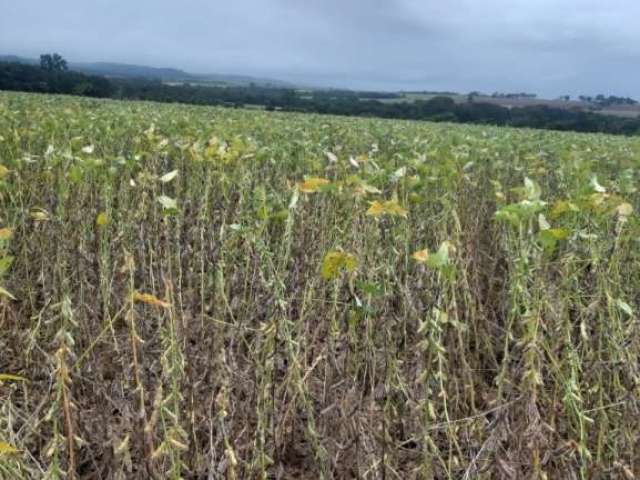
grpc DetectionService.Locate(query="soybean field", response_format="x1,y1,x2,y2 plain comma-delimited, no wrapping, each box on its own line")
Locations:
0,92,639,479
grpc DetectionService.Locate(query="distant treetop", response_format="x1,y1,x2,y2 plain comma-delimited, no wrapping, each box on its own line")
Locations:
40,53,68,72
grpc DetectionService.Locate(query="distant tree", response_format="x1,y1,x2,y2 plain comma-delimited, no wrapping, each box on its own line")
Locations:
39,54,52,71
40,53,68,72
53,53,67,71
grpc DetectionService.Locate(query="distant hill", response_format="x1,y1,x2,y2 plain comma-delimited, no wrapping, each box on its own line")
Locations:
0,55,295,88
0,55,37,65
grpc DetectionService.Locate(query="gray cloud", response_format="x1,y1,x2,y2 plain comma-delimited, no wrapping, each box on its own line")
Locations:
1,0,639,97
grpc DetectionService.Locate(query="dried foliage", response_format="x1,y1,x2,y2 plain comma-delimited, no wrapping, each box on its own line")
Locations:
0,92,639,479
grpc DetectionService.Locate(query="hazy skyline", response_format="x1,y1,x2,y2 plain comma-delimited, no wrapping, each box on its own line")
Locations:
2,0,639,97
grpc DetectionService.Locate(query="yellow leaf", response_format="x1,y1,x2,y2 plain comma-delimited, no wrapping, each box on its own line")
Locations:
0,442,19,456
0,165,9,179
0,228,13,240
384,200,409,218
30,209,49,222
298,177,330,193
133,291,171,308
96,212,109,226
412,249,430,263
321,251,358,280
366,200,408,218
616,202,633,217
0,373,27,382
366,201,386,217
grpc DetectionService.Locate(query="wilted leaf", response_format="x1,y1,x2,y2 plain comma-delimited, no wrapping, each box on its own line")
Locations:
159,169,179,183
615,299,634,316
156,195,178,211
391,166,407,182
288,188,299,209
0,165,10,179
321,251,358,280
538,214,551,231
412,249,430,263
133,291,171,308
359,183,381,195
324,151,338,163
0,286,16,300
523,177,542,201
81,145,95,155
590,176,606,193
298,177,330,193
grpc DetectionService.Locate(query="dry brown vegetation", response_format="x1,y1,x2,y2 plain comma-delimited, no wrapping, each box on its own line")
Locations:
0,92,639,479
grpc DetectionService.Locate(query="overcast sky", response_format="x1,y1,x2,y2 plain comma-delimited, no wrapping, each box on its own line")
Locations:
2,0,639,97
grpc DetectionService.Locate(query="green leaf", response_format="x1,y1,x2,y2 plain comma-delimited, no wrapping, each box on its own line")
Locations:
356,280,383,297
495,200,547,226
0,256,14,276
425,241,452,269
615,299,634,316
537,228,570,254
550,200,580,220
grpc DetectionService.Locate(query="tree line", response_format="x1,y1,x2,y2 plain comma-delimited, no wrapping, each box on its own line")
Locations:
1,57,639,136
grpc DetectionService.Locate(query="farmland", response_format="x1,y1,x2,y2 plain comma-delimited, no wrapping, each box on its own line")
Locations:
0,91,639,479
